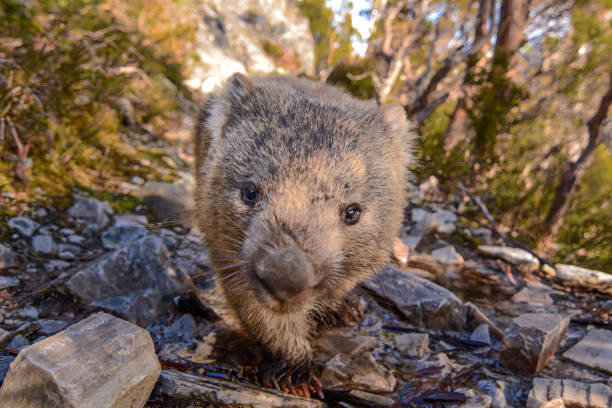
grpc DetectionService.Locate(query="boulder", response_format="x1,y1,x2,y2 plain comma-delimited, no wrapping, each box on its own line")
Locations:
562,329,612,375
0,313,160,408
526,378,612,408
65,236,184,326
499,313,570,374
365,266,467,330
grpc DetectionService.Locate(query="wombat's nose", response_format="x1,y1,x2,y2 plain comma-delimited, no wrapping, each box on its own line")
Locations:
254,246,316,302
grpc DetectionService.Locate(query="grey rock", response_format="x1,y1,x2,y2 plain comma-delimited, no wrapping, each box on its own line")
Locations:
45,259,71,270
19,305,38,319
36,320,69,336
321,352,396,392
65,236,184,326
449,388,492,408
154,369,323,407
500,313,570,374
478,246,539,270
138,181,193,227
555,264,612,295
477,380,508,408
412,206,457,234
67,235,85,244
0,313,160,408
35,208,48,218
0,244,20,270
473,228,493,245
347,390,395,407
6,334,30,351
431,245,464,265
526,378,612,408
114,214,149,226
8,216,39,237
315,328,377,363
59,228,74,235
31,235,56,255
562,329,612,375
393,333,429,358
0,276,19,288
470,324,491,346
101,224,148,250
58,251,76,260
0,356,15,382
0,328,10,346
165,314,197,341
511,281,554,305
67,195,114,230
365,267,467,330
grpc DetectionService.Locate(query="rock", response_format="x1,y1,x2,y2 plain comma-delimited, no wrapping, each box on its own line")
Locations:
365,266,467,330
473,228,493,245
555,264,612,295
499,313,570,374
347,390,395,407
0,276,19,288
31,234,56,255
562,329,612,375
477,380,508,408
447,388,493,408
101,224,148,250
67,195,113,230
0,328,10,346
0,356,14,382
431,245,464,265
321,352,396,393
0,244,20,270
65,236,184,326
138,181,193,226
478,245,539,270
67,234,85,244
36,319,69,336
0,313,160,408
6,334,30,351
114,214,148,226
19,305,38,319
315,328,377,363
8,216,39,237
419,175,439,194
165,314,197,341
511,281,554,305
526,378,612,408
154,369,324,408
470,324,491,346
411,206,457,234
393,333,429,358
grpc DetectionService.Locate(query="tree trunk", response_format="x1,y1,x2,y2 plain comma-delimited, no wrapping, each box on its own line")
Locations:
541,68,612,247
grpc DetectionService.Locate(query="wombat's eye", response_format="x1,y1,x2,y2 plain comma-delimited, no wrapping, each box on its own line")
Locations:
240,181,258,206
343,203,361,225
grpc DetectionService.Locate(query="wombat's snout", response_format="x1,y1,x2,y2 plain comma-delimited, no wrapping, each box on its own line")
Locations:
253,246,317,303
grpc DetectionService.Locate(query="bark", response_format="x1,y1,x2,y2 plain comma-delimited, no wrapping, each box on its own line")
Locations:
542,68,612,246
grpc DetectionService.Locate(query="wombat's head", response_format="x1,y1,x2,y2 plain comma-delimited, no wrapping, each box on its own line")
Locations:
195,74,413,361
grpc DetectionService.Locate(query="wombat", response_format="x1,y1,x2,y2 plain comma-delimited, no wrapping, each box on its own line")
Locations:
194,74,413,395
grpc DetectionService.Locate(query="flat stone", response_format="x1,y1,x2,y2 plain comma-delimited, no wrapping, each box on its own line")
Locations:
0,313,160,408
101,224,148,250
394,333,429,358
315,328,377,363
562,329,612,375
431,245,464,265
67,195,113,230
0,276,19,288
8,216,39,237
511,281,554,305
66,236,184,326
0,356,15,382
500,313,570,374
154,369,323,408
6,334,30,351
478,245,539,269
348,390,395,407
0,328,10,346
36,320,69,336
470,324,491,346
0,244,20,270
31,235,56,255
555,264,612,295
365,266,467,331
526,378,612,408
321,352,396,392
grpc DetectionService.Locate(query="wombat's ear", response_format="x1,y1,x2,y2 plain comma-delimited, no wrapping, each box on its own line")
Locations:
223,73,255,105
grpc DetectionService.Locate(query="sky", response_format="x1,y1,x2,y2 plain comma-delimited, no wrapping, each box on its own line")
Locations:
326,0,373,55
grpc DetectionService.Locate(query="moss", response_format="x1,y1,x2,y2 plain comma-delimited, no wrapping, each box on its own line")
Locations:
262,40,285,58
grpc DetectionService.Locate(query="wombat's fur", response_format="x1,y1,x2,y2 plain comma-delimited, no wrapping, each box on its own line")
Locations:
194,74,413,384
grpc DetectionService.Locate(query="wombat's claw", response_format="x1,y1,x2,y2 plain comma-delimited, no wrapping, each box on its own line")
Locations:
259,364,324,400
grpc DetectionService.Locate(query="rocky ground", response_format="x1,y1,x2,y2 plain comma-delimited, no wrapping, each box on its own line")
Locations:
0,175,611,407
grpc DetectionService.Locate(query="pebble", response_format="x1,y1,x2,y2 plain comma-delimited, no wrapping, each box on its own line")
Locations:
431,245,464,265
32,235,56,255
36,319,69,336
67,195,114,230
0,244,20,270
0,328,10,346
500,313,570,374
19,305,39,319
393,332,429,358
6,334,30,351
0,313,160,408
321,352,396,392
8,216,39,237
0,276,19,288
67,234,86,244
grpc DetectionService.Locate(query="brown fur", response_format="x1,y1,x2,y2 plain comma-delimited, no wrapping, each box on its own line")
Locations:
194,74,414,367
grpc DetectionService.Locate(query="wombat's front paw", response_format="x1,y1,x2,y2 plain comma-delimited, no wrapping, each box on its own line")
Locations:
258,357,324,399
